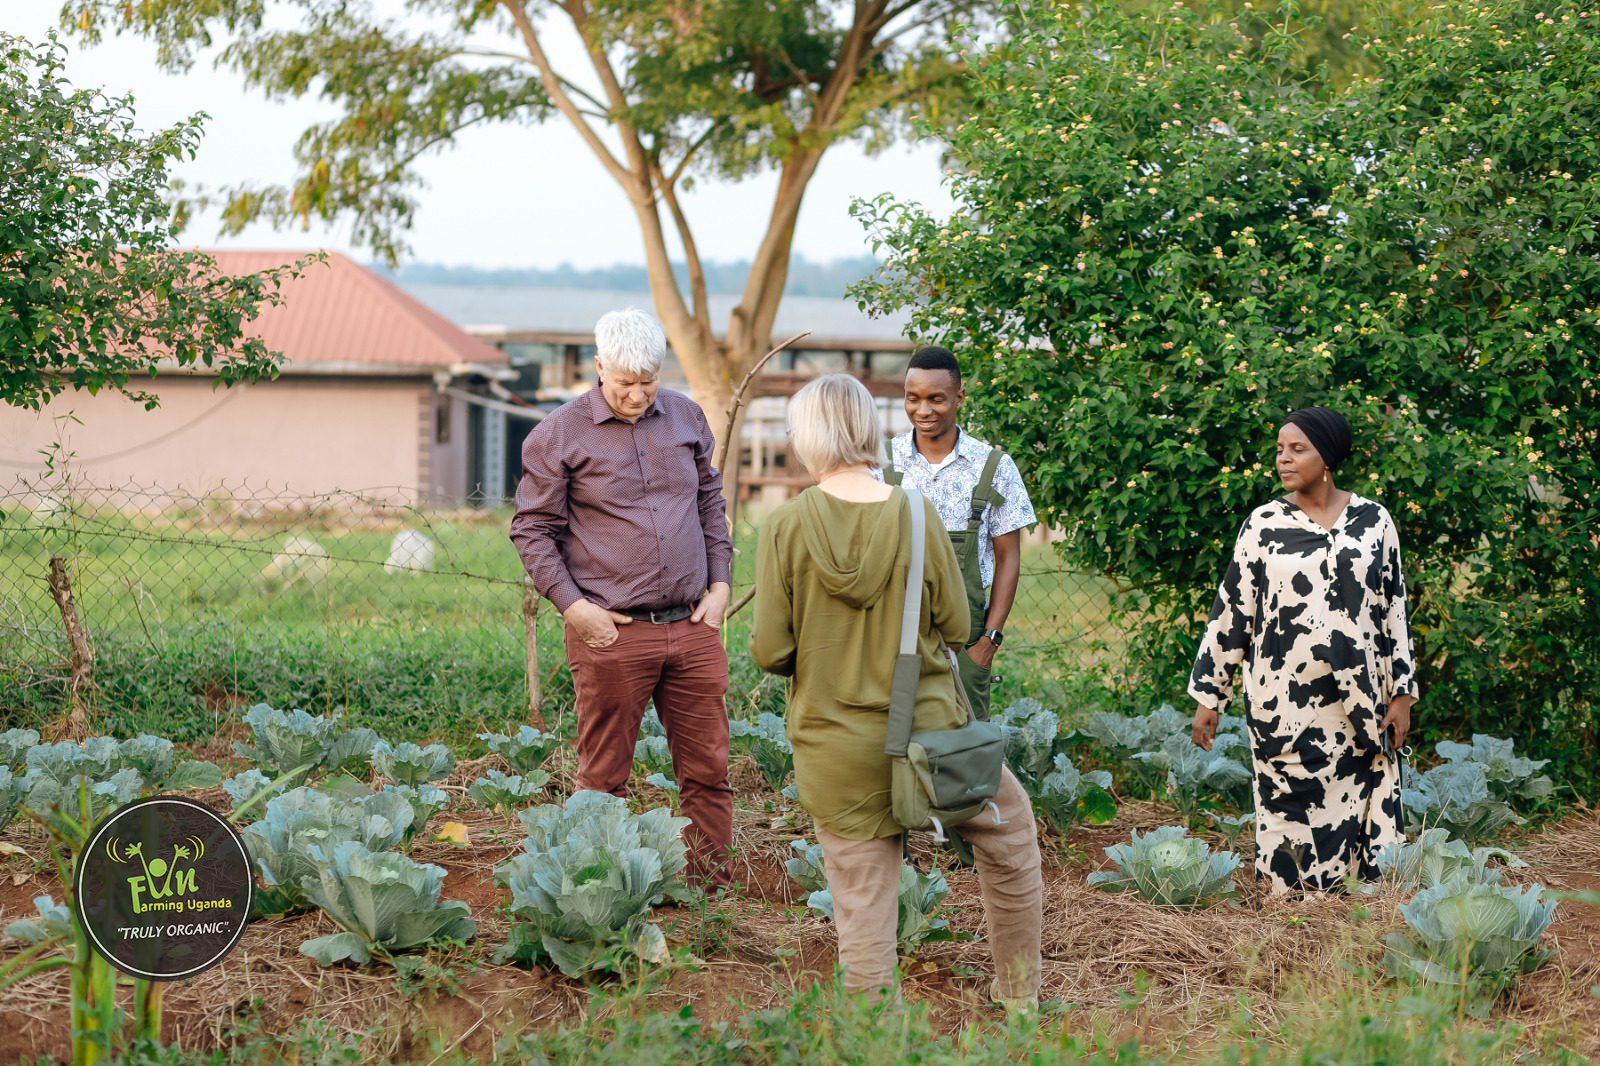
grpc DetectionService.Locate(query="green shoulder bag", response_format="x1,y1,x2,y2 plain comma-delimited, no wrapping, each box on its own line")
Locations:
887,488,1007,841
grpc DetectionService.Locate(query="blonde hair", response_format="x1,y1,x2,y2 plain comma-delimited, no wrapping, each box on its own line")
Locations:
787,374,883,477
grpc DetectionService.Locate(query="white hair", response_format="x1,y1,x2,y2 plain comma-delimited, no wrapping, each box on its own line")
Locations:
787,374,882,477
594,308,666,377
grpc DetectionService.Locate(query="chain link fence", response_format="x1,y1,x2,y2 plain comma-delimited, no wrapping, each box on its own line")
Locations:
0,473,1126,739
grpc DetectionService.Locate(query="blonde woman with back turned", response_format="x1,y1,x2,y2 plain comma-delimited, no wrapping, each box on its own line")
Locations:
750,373,1043,1011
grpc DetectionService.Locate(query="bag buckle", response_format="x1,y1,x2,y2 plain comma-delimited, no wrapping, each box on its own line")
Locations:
984,800,1005,827
928,816,947,844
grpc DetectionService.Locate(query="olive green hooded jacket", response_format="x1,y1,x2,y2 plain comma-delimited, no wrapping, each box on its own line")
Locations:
751,486,970,839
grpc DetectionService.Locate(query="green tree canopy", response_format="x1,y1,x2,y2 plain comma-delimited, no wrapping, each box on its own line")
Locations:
61,0,984,452
0,33,309,412
853,0,1599,786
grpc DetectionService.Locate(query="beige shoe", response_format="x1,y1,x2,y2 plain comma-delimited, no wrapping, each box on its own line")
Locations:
989,979,1038,1016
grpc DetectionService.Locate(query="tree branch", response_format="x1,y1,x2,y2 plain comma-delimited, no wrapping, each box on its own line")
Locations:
649,153,712,333
494,0,630,185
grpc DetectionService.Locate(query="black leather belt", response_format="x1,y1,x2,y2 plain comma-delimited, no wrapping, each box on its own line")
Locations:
618,604,693,624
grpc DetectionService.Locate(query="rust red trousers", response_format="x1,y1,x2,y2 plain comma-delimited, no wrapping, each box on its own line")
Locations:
563,616,734,887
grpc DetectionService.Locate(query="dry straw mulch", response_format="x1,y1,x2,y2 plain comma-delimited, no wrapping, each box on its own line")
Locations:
1,762,1597,1063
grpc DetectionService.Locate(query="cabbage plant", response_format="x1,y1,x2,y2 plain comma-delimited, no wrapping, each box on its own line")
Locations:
994,699,1062,782
728,712,794,791
0,728,40,768
243,786,414,916
234,704,367,785
298,841,476,967
381,784,450,851
1205,811,1257,851
19,734,223,840
1402,762,1520,844
1131,733,1253,820
478,726,563,775
223,769,286,816
3,895,71,945
1433,734,1555,806
807,864,951,951
493,790,692,978
1373,829,1525,892
0,768,26,834
1032,754,1116,834
785,839,828,895
1382,879,1556,999
469,769,551,819
370,741,455,786
634,734,675,778
1088,826,1242,906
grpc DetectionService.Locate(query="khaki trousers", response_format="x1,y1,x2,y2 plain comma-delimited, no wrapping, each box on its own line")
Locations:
815,768,1042,999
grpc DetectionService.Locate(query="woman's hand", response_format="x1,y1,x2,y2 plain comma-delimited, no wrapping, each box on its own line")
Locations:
1191,702,1219,752
1379,694,1416,750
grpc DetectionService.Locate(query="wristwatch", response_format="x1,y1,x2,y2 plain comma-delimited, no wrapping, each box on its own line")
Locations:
981,629,1004,647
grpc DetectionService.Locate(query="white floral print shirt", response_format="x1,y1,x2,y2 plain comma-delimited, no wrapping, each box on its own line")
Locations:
871,429,1037,589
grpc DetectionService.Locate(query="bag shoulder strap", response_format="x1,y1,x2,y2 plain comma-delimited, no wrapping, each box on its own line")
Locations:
886,488,925,756
967,447,1006,525
898,487,925,656
881,437,903,486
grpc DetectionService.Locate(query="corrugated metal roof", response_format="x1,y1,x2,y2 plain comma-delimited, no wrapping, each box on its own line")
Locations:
211,250,509,371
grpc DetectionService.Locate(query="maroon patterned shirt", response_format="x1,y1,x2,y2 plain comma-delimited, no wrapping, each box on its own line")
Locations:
510,386,733,614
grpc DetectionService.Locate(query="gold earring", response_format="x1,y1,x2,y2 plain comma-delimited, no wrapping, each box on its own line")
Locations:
1323,469,1329,483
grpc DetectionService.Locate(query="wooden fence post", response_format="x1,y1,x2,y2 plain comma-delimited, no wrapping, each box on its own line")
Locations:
47,554,93,740
521,575,544,729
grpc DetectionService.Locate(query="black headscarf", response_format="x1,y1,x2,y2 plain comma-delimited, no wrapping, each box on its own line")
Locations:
1283,407,1352,470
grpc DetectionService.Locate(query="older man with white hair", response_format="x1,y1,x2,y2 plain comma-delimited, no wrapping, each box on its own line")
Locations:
511,308,735,888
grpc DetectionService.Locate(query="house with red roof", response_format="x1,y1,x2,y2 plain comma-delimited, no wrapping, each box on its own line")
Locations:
0,251,511,505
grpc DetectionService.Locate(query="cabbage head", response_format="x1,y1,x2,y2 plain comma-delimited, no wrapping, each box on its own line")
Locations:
243,785,414,916
1383,879,1555,998
493,790,691,978
1088,826,1241,906
299,841,475,966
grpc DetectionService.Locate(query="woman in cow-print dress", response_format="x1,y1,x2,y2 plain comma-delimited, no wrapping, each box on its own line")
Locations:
1188,407,1419,893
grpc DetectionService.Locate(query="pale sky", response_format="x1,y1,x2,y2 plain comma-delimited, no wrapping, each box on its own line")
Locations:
10,3,959,271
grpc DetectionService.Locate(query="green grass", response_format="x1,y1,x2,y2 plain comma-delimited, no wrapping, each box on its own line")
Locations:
0,505,1119,741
